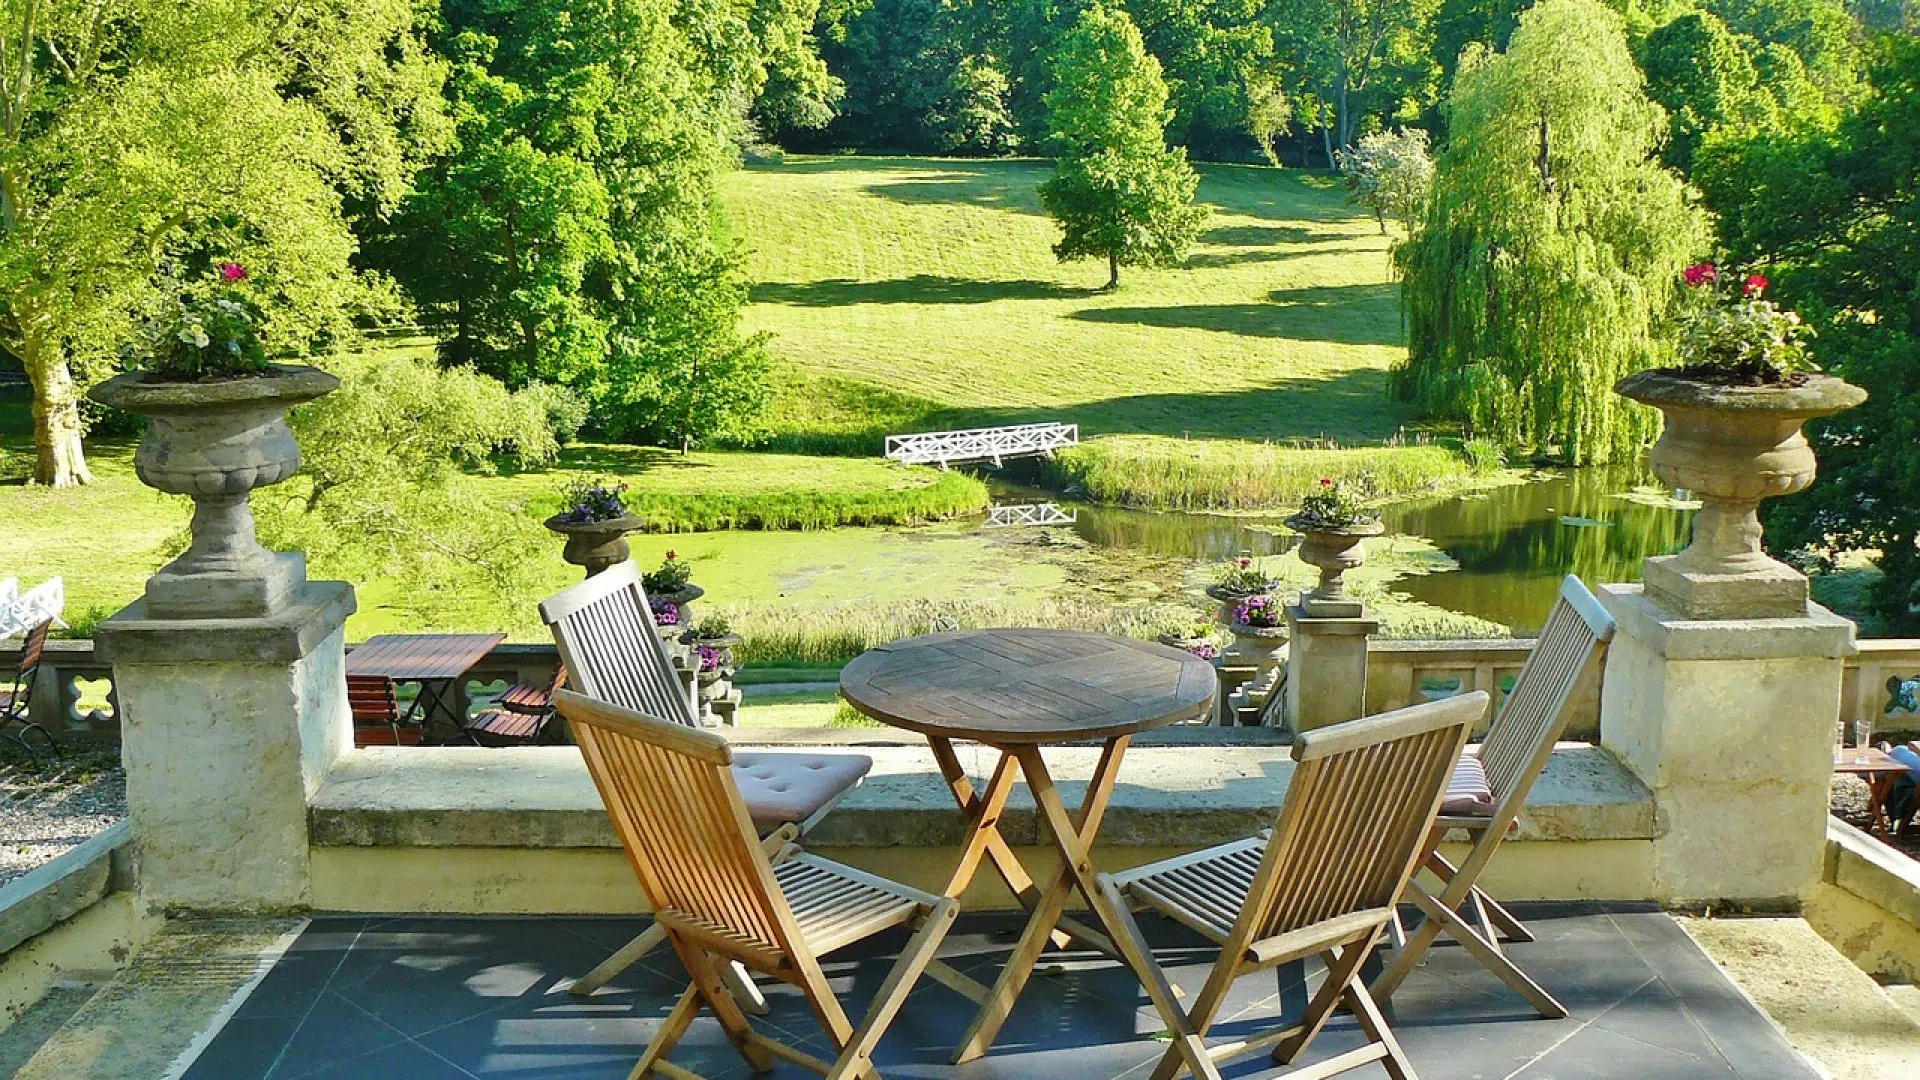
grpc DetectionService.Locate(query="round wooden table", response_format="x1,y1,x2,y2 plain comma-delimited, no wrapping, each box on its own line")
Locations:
840,628,1216,1062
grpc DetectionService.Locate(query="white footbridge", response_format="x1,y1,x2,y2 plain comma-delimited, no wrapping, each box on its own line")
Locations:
885,422,1078,468
986,503,1077,528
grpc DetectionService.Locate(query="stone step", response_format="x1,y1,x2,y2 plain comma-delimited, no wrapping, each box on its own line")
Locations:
0,980,103,1077
8,919,301,1080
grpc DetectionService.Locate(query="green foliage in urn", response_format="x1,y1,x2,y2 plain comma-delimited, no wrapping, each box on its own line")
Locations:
129,265,271,381
1292,477,1379,530
555,478,631,524
694,613,734,639
1392,0,1712,466
642,550,695,595
1673,264,1816,383
1214,555,1277,596
1037,5,1208,291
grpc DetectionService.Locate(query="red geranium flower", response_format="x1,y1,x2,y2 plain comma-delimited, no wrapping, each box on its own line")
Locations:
1320,477,1333,486
1683,263,1718,287
219,262,248,282
666,550,676,560
1744,274,1768,296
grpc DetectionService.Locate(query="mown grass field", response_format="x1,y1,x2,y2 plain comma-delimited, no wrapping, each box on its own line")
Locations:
723,156,1424,466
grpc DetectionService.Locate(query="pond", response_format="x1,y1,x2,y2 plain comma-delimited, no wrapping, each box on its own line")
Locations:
996,467,1695,636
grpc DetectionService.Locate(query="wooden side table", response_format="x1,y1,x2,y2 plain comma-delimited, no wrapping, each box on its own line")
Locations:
840,628,1216,1063
1834,746,1913,836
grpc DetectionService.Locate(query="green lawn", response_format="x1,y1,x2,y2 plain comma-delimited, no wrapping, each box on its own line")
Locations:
724,156,1419,456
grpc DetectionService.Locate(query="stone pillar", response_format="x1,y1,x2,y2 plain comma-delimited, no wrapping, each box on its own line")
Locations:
1283,604,1377,733
1598,583,1852,908
95,578,356,916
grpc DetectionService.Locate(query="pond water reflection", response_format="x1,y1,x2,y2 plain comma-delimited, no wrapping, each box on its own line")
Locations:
993,467,1693,634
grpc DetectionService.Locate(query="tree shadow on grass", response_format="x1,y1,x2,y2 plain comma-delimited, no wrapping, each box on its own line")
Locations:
1200,224,1314,246
751,276,1101,307
1068,282,1402,346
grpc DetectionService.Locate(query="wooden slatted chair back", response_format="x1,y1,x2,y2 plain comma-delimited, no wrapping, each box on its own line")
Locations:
555,689,800,970
7,620,51,711
1245,692,1485,942
540,562,697,727
1476,575,1615,809
346,675,400,724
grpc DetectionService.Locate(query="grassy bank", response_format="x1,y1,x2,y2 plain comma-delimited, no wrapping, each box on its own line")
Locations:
722,156,1422,453
493,444,989,531
1041,436,1493,513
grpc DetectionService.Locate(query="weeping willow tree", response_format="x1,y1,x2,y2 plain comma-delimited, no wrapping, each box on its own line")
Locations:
1392,0,1711,465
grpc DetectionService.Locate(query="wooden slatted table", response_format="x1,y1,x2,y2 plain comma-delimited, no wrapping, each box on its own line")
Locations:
347,633,506,740
839,628,1217,1063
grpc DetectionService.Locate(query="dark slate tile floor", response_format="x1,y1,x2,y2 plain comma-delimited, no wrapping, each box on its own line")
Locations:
181,904,1818,1080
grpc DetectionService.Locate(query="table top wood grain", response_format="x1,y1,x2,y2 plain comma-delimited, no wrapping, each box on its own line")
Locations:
346,633,507,682
839,629,1217,744
1834,746,1913,776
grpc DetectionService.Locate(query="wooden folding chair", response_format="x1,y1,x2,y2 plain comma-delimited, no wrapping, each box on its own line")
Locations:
1,620,58,758
554,689,956,1080
1370,574,1615,1020
347,674,422,747
540,562,873,1006
1098,692,1486,1080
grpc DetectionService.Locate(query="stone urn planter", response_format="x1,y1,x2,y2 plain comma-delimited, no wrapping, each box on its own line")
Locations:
1156,632,1220,662
544,513,644,578
692,632,743,670
1285,517,1386,619
1204,583,1269,626
1224,620,1287,671
1616,370,1866,619
650,583,704,630
88,365,338,619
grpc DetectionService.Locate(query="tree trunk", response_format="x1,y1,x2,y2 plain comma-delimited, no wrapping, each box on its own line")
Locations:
1321,123,1334,172
21,327,93,487
1105,250,1119,291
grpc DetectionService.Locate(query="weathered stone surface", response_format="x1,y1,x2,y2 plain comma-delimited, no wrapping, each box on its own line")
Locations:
8,918,303,1080
307,741,1657,850
94,581,355,666
0,824,128,955
1284,605,1377,733
1599,583,1852,908
107,590,353,915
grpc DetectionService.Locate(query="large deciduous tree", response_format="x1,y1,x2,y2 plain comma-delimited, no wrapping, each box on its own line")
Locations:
368,0,775,450
0,0,444,487
1392,0,1710,465
1038,5,1207,291
1269,0,1439,152
1709,34,1920,628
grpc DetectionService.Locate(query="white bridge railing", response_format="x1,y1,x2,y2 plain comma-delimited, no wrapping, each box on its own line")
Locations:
986,503,1077,527
885,422,1078,468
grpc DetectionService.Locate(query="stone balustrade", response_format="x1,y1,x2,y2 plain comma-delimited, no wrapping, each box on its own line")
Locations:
11,633,1916,748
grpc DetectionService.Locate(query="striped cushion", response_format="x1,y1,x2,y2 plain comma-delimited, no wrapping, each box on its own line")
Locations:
1443,755,1497,816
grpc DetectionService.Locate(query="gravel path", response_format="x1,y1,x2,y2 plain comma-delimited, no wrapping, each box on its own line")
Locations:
0,749,125,888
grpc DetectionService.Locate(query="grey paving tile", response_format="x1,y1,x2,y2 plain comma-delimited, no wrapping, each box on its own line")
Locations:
189,907,1822,1080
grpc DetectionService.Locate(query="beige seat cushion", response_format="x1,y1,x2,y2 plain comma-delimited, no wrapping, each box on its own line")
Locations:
1443,755,1497,817
732,751,873,831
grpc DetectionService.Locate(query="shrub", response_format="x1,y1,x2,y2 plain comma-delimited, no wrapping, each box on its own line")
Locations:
1460,438,1507,474
523,381,590,444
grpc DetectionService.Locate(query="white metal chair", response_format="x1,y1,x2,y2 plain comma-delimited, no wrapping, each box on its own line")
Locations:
541,562,873,1005
1097,692,1486,1080
1370,574,1616,1019
555,689,955,1080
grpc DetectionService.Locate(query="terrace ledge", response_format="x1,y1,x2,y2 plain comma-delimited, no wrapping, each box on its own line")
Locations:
309,741,1657,851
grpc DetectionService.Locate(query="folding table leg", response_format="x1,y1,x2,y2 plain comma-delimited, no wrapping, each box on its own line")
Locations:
953,739,1128,1064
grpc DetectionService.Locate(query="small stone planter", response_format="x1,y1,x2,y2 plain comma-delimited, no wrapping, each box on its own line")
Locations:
1225,621,1288,672
545,513,644,578
88,365,339,619
1205,584,1270,626
1616,370,1866,619
1156,633,1219,660
1286,517,1386,619
691,632,743,670
650,584,705,629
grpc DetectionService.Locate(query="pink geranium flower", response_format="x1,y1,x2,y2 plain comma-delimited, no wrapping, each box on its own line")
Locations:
1744,274,1767,296
219,263,248,282
1683,263,1718,287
